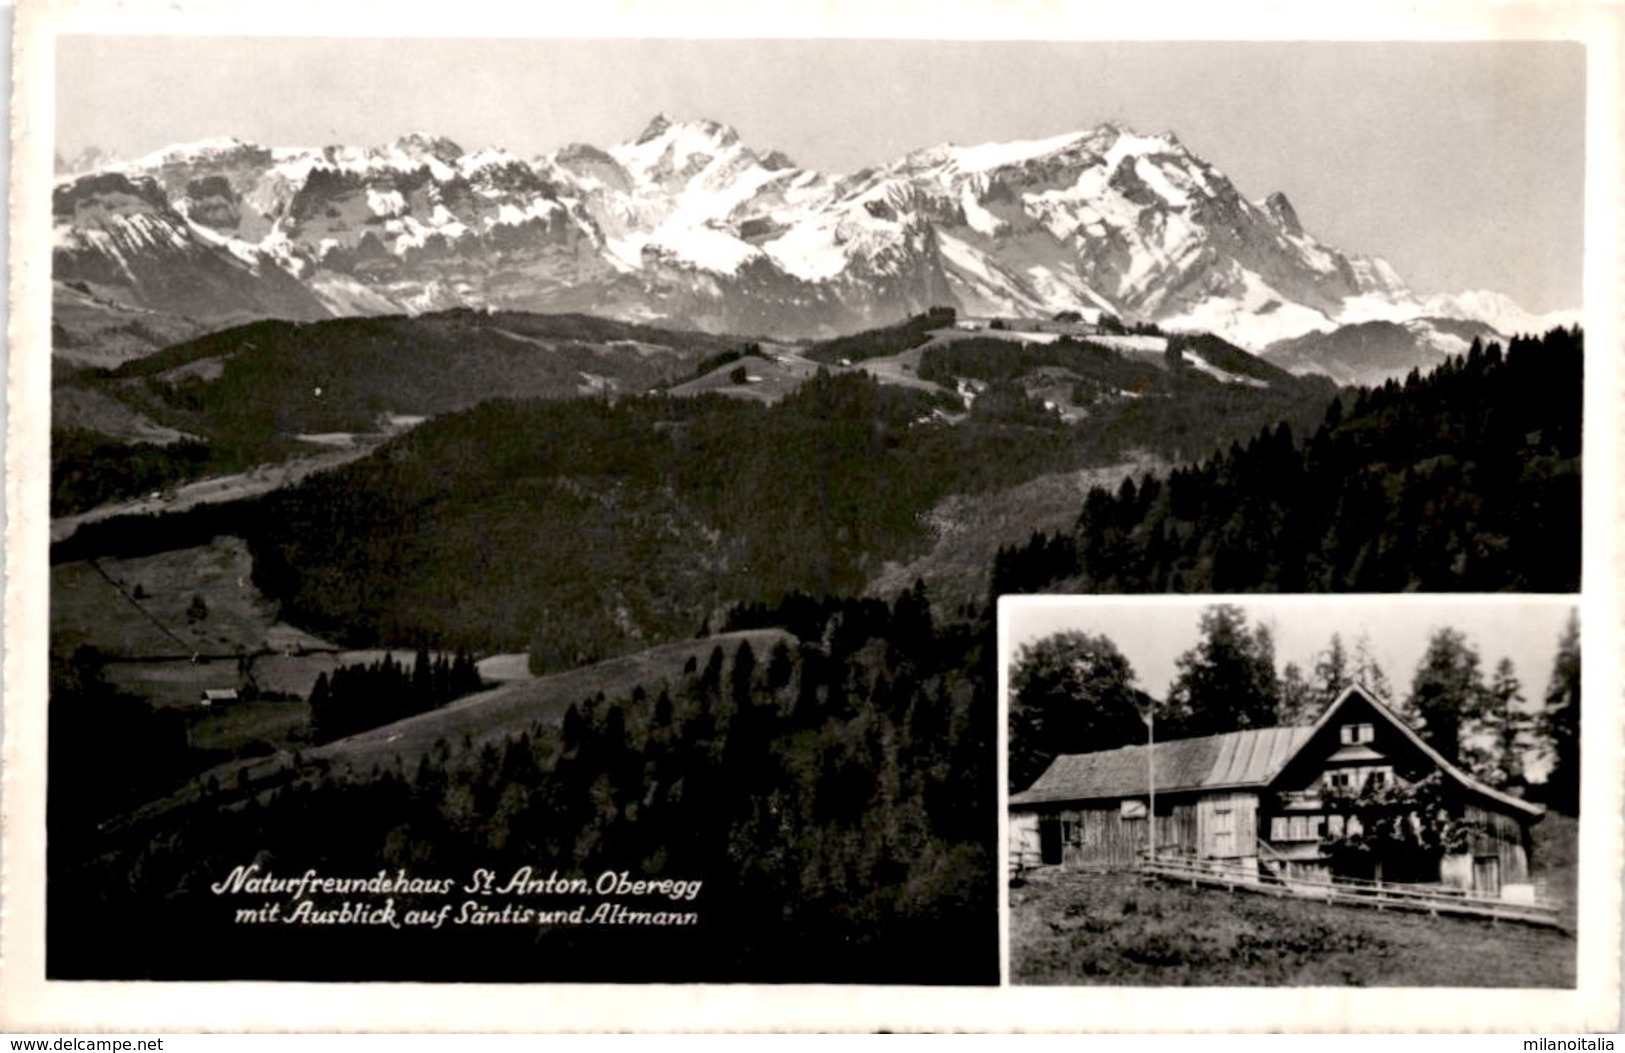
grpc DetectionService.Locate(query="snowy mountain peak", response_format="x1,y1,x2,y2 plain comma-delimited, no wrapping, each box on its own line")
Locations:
129,136,270,170
607,115,761,198
627,114,742,152
52,119,1563,352
896,121,1193,186
760,148,798,172
1420,289,1580,336
637,113,677,144
1263,191,1302,235
391,132,465,165
56,144,120,176
553,142,617,166
1099,124,1190,162
934,129,1096,174
53,170,173,215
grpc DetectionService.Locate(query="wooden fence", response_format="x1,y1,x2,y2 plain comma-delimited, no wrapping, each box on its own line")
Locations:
1138,851,1566,930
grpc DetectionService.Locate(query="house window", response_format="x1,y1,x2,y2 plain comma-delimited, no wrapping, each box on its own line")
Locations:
1120,799,1147,820
1329,772,1352,790
1271,817,1289,841
1327,815,1345,838
1366,769,1388,790
1341,723,1374,745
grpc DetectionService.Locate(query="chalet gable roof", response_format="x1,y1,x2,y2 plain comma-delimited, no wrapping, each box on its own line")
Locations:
1009,684,1544,819
1303,684,1544,818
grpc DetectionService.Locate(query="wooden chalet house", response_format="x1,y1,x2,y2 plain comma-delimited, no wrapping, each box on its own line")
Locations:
1009,685,1543,898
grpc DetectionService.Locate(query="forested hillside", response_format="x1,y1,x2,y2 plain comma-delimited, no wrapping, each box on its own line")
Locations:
234,361,1335,663
802,306,957,364
50,594,997,983
992,329,1581,596
51,309,734,511
918,330,1333,457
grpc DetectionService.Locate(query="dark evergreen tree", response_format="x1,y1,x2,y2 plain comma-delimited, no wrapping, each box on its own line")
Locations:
1351,631,1395,705
1276,661,1317,726
766,640,795,692
307,671,332,741
1406,627,1486,767
730,640,757,712
412,645,432,708
1541,611,1581,814
698,645,725,703
1312,633,1352,708
1484,656,1535,791
1164,605,1279,738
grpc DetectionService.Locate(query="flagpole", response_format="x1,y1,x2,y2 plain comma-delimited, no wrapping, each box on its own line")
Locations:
1146,700,1156,860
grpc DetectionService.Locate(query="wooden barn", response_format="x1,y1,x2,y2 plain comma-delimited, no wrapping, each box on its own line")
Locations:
1009,685,1543,897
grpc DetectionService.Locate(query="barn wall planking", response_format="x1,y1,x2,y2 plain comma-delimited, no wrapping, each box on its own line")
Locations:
1057,803,1145,868
1012,796,1205,869
1195,790,1258,860
1464,803,1531,885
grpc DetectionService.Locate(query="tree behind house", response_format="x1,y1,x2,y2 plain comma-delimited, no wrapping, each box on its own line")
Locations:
1276,661,1318,726
1541,611,1581,814
1484,656,1536,791
1164,604,1279,738
1008,631,1146,792
1406,627,1487,767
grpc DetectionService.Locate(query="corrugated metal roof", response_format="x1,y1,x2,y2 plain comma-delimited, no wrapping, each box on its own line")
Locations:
1208,726,1310,786
1010,725,1314,806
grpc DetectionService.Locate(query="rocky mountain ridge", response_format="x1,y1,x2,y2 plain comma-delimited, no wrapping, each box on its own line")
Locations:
54,116,1574,363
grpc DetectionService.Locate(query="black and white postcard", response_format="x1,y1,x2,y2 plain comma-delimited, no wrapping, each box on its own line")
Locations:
1003,596,1583,987
4,0,1621,1032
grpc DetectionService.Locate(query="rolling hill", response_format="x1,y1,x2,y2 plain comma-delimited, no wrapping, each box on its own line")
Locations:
50,309,742,515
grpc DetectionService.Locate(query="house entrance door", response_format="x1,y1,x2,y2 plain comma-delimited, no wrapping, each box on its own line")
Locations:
1039,818,1062,865
1473,856,1501,896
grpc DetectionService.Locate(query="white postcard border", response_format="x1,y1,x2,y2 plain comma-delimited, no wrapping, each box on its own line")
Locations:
6,0,1621,1032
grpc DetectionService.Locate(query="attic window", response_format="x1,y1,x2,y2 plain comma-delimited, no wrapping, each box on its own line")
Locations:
1340,723,1374,745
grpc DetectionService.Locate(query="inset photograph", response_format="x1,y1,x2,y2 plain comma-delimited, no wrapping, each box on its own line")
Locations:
1003,595,1578,987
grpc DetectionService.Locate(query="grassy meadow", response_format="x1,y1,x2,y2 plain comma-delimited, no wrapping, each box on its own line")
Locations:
1010,814,1579,987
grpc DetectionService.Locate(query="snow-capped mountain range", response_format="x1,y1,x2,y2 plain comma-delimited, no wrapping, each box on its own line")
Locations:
53,115,1576,360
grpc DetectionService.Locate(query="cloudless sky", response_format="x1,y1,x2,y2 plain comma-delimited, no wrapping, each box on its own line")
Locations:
57,37,1584,312
1004,596,1577,710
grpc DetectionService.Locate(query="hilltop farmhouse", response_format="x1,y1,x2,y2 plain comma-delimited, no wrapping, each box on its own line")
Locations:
1009,686,1542,897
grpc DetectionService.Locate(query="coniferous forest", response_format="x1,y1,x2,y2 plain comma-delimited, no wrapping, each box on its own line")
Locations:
307,648,485,743
49,594,995,983
992,329,1581,596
